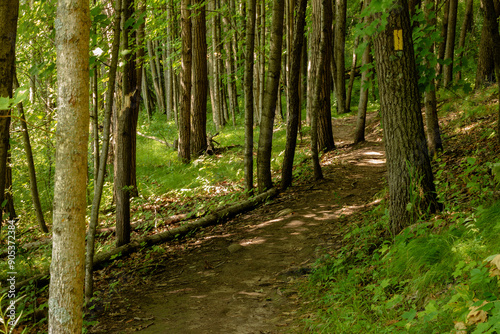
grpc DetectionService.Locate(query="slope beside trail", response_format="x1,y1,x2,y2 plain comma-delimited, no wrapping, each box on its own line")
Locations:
88,113,386,334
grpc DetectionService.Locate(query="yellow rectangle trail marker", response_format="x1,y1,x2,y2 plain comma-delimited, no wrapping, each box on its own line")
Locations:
394,29,403,50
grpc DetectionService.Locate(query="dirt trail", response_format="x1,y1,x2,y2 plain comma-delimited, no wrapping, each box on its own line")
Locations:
89,113,386,334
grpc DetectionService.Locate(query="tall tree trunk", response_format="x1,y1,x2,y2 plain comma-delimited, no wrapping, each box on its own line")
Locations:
258,0,266,124
373,0,439,235
317,0,335,152
436,0,449,86
179,0,192,163
92,64,100,183
115,0,141,247
311,0,329,180
49,0,89,332
244,0,257,194
14,74,48,232
481,0,500,142
346,32,360,112
475,3,500,89
281,0,308,190
191,0,208,155
165,0,174,120
210,0,222,130
424,0,443,156
147,38,166,113
257,0,285,192
0,0,18,230
85,0,121,303
455,0,473,82
222,14,238,127
442,0,458,87
354,39,371,144
334,0,347,114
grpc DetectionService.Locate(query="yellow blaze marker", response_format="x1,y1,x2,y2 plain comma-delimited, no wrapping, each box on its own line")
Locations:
394,29,403,50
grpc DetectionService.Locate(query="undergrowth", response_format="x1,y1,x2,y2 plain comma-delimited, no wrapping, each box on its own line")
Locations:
300,86,500,334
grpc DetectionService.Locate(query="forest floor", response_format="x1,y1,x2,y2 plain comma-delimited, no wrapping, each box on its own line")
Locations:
87,112,386,334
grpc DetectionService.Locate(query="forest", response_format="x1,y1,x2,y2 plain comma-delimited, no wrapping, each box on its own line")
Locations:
0,0,500,332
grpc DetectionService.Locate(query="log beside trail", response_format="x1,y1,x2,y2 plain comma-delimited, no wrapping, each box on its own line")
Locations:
6,188,279,292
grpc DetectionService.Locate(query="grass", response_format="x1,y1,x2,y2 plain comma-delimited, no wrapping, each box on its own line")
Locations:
297,84,500,334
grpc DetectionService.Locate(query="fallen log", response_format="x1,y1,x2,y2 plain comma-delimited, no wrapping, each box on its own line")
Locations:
5,188,279,292
0,214,188,258
137,131,171,148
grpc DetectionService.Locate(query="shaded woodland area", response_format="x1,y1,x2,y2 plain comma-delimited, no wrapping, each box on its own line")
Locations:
0,0,500,332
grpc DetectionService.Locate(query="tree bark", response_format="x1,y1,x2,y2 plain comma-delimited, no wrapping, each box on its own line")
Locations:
346,33,360,112
311,0,328,181
210,0,222,131
317,0,335,152
115,0,141,247
0,0,18,229
257,0,285,192
14,74,48,233
353,39,371,144
481,0,500,142
455,0,473,82
85,0,122,304
424,0,443,156
191,0,208,156
373,0,439,235
436,0,449,86
281,0,308,190
442,0,458,87
49,0,89,332
244,0,257,193
475,2,500,89
179,0,192,163
334,0,347,114
147,38,166,113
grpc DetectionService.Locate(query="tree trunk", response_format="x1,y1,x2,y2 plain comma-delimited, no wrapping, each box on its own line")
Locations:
147,38,166,113
85,0,121,303
258,0,266,124
354,39,371,144
311,0,329,181
317,0,335,152
334,0,347,114
257,0,285,192
481,0,500,142
436,0,449,86
49,0,89,332
115,0,141,247
191,0,208,156
475,3,500,89
222,12,238,126
0,0,18,231
14,74,48,233
244,0,257,194
455,0,473,82
373,0,439,235
346,33,360,112
179,0,192,163
210,0,222,131
424,0,443,156
442,0,457,87
281,0,308,190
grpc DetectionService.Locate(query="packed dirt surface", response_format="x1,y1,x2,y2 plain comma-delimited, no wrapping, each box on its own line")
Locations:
88,113,386,334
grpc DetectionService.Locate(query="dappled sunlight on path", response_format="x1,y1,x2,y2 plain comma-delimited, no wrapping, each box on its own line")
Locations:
89,113,387,334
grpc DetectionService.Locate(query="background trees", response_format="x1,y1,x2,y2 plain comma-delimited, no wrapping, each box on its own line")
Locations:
3,0,500,330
